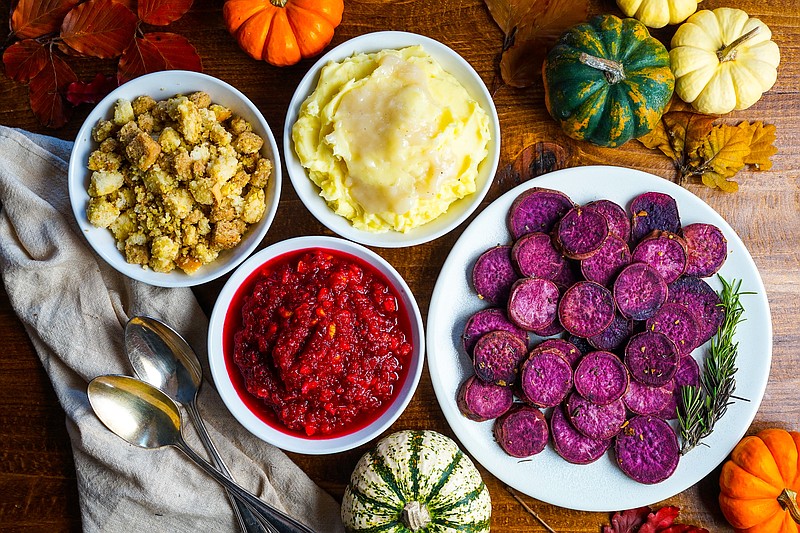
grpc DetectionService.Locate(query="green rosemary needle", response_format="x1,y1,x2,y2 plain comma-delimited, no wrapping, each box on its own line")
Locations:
678,276,753,455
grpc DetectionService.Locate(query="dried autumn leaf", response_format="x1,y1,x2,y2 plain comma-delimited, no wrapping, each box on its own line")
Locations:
11,0,81,40
639,505,680,532
700,124,750,177
138,0,193,26
60,0,138,59
484,0,539,38
117,33,203,83
602,506,651,533
2,40,50,83
28,54,77,128
66,73,118,105
701,170,739,193
113,0,137,10
500,38,545,88
638,119,676,160
739,121,778,171
662,111,716,163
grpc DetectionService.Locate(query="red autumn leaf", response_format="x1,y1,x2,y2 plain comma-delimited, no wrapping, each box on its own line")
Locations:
3,39,50,83
11,0,81,39
639,505,680,533
66,73,118,105
60,0,138,59
117,32,202,83
659,526,709,533
28,53,77,128
138,0,193,26
113,0,138,10
602,506,651,533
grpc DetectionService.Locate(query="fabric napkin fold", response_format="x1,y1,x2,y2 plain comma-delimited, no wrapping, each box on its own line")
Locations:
0,126,343,533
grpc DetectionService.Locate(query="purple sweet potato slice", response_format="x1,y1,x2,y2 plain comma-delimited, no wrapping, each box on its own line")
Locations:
558,281,615,338
550,405,611,465
574,351,630,405
457,375,514,422
645,302,700,356
630,191,681,244
568,335,594,357
565,392,627,440
472,330,528,386
520,348,573,407
507,278,560,331
494,405,549,458
681,223,728,278
667,276,724,345
551,260,580,291
585,199,631,243
623,380,673,416
537,338,583,367
580,235,631,287
588,313,635,352
675,354,701,389
652,379,678,420
530,319,565,337
615,415,680,484
462,308,528,356
631,231,688,284
512,232,566,280
508,187,574,240
613,262,668,321
472,245,518,306
625,331,679,387
555,206,609,260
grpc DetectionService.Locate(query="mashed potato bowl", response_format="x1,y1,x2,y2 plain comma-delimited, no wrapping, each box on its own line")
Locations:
284,32,500,248
68,70,281,287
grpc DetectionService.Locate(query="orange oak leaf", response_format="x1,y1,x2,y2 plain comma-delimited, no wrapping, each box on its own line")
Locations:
2,40,50,83
11,0,80,40
28,53,77,128
739,121,778,171
701,170,739,193
638,120,675,160
662,111,716,163
60,0,138,59
117,33,202,83
700,124,750,177
138,0,193,26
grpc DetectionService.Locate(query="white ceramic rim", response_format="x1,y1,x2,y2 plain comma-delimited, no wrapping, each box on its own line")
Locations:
427,165,773,511
68,70,282,287
208,235,425,454
283,31,501,248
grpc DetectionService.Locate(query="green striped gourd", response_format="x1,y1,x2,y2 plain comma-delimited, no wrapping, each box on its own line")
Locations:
341,430,491,532
542,14,674,148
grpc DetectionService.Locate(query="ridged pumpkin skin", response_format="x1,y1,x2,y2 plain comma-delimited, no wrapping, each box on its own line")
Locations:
223,0,343,66
616,0,700,28
341,430,491,533
719,428,800,532
543,15,674,148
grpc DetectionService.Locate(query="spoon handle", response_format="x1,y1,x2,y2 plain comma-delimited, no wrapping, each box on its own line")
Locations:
187,402,275,533
175,437,317,533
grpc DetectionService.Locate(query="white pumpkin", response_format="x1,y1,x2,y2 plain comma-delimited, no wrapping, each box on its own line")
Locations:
616,0,700,28
341,430,491,533
670,8,781,114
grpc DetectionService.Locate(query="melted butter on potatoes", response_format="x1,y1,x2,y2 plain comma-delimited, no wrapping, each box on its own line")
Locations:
292,46,491,233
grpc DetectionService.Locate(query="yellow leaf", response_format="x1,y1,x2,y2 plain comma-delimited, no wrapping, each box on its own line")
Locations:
638,120,676,160
702,170,739,193
699,124,750,177
739,121,777,171
663,111,717,162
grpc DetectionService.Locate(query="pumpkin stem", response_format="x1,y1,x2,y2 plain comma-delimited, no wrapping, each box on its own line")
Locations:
717,27,761,62
578,53,625,85
401,501,432,531
778,488,800,524
269,0,289,7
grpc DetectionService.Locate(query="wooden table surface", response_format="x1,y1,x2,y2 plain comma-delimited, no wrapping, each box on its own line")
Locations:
1,0,798,531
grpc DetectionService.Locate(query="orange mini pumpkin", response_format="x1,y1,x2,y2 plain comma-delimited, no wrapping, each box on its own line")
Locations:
223,0,343,66
719,428,800,532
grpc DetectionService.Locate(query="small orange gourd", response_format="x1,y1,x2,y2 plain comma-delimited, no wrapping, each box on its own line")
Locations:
719,428,800,532
223,0,343,66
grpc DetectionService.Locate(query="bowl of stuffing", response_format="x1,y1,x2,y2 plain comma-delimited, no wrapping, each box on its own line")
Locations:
68,70,281,287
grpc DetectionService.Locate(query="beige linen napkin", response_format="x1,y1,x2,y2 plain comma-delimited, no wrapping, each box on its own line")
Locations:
0,126,344,532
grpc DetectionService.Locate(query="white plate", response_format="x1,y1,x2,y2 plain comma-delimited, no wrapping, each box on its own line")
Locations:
427,165,772,511
283,31,500,248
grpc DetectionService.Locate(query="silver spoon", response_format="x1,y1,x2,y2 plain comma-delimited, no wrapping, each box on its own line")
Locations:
87,374,316,533
124,315,271,533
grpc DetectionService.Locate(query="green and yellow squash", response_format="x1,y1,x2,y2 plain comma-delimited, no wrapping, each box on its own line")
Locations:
542,14,675,148
341,430,491,533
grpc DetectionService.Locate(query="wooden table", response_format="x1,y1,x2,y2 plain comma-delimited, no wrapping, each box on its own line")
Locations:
1,0,798,530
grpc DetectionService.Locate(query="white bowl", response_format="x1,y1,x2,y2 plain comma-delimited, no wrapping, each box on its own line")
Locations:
68,70,282,287
208,236,425,454
283,31,501,248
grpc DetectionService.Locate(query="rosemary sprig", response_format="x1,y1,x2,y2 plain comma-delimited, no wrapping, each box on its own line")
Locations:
678,276,753,454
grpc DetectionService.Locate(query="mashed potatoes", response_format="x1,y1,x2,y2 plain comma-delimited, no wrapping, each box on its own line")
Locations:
292,46,491,233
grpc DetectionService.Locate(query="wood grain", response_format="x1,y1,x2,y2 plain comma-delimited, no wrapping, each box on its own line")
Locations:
2,0,799,531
